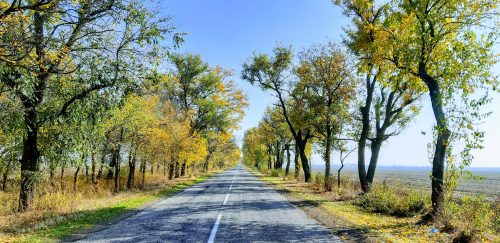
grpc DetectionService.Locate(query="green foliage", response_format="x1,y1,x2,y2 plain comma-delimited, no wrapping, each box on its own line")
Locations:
270,169,281,177
166,53,247,171
242,127,270,168
337,0,499,215
356,185,428,217
169,53,247,134
494,198,500,233
310,172,324,187
0,0,246,211
441,196,496,241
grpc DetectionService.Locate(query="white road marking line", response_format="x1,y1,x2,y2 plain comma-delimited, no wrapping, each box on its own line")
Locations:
223,174,237,205
208,170,239,242
208,213,222,243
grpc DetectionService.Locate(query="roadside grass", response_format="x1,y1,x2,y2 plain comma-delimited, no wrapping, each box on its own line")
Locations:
251,168,499,242
0,172,216,242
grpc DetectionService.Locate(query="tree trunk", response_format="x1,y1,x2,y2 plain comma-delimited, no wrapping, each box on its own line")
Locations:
140,159,146,188
113,128,124,193
285,144,291,176
98,142,108,180
85,164,89,177
358,72,375,193
279,144,285,169
18,115,39,212
266,145,272,170
275,141,281,169
106,147,117,180
109,150,118,182
358,116,369,192
338,163,344,188
127,148,136,190
91,152,97,184
275,141,284,170
294,143,300,179
17,12,47,212
49,163,56,188
168,160,175,180
60,163,65,190
107,147,118,179
97,161,103,180
113,153,120,193
419,65,449,217
180,160,187,177
324,127,332,191
298,139,311,182
367,140,383,185
73,165,80,193
163,159,167,178
203,153,211,172
2,160,12,191
174,161,180,178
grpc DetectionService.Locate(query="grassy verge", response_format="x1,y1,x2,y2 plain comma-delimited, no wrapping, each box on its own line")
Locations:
249,169,453,242
1,173,215,242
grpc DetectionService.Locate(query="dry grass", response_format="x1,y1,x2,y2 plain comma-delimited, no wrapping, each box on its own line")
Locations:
0,169,222,242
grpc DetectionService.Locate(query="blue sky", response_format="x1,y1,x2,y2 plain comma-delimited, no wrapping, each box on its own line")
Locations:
163,0,500,168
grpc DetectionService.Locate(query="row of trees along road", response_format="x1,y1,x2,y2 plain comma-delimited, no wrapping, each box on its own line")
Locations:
242,0,498,219
0,0,247,212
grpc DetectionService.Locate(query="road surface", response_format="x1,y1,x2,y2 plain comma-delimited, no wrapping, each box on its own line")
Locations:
76,165,341,242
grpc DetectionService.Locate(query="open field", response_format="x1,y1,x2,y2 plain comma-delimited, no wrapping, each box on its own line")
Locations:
311,164,500,199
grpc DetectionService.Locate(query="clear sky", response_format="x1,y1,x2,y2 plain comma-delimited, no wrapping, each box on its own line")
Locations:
163,0,500,168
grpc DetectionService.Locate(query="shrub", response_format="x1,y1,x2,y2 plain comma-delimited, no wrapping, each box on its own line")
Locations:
333,176,358,201
313,173,324,185
324,175,335,191
270,169,281,177
441,195,495,242
356,184,428,217
309,172,326,191
493,196,500,234
458,196,493,238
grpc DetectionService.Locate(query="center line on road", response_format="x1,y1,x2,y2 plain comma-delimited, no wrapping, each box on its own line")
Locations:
207,213,222,243
208,170,238,242
223,174,237,205
223,193,229,205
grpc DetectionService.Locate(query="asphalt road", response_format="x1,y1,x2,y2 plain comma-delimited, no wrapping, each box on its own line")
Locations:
76,165,341,242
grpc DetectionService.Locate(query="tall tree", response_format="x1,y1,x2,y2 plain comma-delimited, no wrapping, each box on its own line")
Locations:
262,107,293,173
242,47,315,182
296,43,356,190
169,54,246,174
242,127,269,169
0,0,177,211
337,0,499,215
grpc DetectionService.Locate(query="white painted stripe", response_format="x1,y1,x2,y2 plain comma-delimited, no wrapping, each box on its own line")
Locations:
230,175,236,188
223,174,237,205
208,170,238,242
207,213,222,243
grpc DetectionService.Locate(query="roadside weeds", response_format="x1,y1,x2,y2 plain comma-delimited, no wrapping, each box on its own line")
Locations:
0,171,218,243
